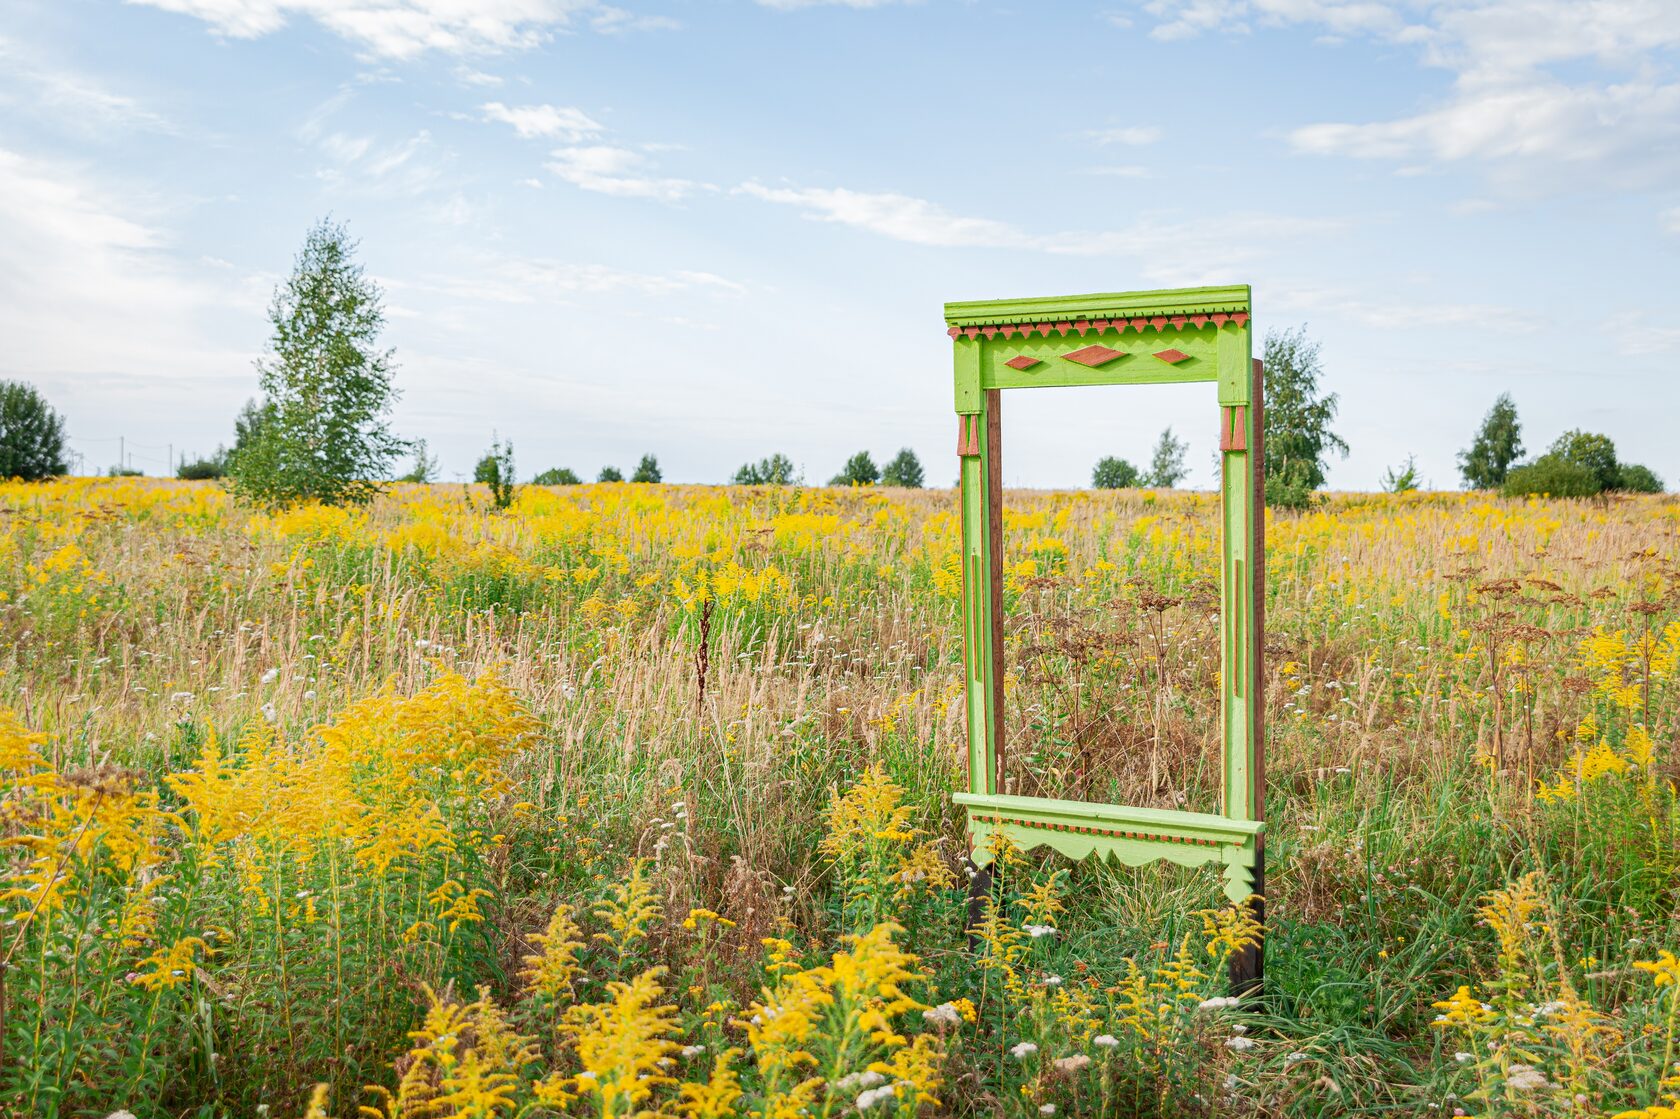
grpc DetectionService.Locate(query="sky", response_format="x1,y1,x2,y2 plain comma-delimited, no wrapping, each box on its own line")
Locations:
1,0,1676,489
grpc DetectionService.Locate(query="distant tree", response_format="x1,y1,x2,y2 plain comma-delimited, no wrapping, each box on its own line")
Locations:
178,449,230,480
229,219,408,507
106,464,143,477
1617,463,1665,493
1381,454,1420,493
1547,430,1620,493
1262,326,1346,509
1092,456,1140,489
233,397,272,459
398,439,437,483
732,453,798,485
830,451,879,486
880,448,925,488
597,465,624,483
0,380,69,481
1457,393,1523,489
474,436,516,510
1144,427,1189,488
533,466,582,486
631,454,662,483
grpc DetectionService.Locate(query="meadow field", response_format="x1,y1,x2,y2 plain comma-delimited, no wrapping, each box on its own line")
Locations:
1,476,1677,1119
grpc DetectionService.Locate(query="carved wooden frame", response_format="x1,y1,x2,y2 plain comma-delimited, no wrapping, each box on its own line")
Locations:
946,285,1267,986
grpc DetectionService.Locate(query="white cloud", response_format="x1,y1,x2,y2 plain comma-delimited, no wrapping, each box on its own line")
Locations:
1663,206,1680,234
756,0,913,9
0,36,175,133
482,101,603,140
547,145,709,200
737,180,1340,283
1087,125,1162,145
0,146,256,394
1138,1,1680,194
736,182,1034,248
408,255,745,305
126,0,671,60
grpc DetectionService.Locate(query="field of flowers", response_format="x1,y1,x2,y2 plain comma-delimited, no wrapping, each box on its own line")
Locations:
1,476,1677,1118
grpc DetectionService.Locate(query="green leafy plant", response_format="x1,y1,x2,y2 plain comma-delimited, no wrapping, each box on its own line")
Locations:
1092,455,1139,489
631,454,662,483
1262,326,1346,509
474,435,517,510
1458,392,1524,489
0,380,69,481
732,453,798,485
1381,453,1421,493
830,450,879,486
1144,427,1188,488
881,448,924,489
533,466,582,486
228,218,409,508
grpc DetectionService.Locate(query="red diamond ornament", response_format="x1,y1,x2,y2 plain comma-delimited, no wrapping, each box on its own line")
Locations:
1004,355,1042,370
1063,344,1126,367
1153,348,1191,364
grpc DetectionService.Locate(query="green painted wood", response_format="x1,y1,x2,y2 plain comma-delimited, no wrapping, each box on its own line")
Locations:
945,285,1250,326
947,284,1266,921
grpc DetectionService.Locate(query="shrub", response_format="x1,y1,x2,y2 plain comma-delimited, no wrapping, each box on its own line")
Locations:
598,465,624,483
880,448,924,489
533,466,581,486
732,453,797,486
1616,463,1664,493
830,451,879,486
1502,454,1600,498
0,380,69,481
474,436,516,510
1548,429,1620,493
178,450,229,480
631,454,662,483
1092,455,1139,489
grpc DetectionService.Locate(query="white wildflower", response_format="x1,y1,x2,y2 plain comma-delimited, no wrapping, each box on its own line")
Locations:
260,667,279,684
856,1085,896,1110
682,1045,705,1058
1040,1106,1056,1116
1023,924,1057,939
1505,1065,1550,1093
1199,996,1240,1011
1285,1052,1308,1064
1093,1034,1119,1048
923,1003,962,1027
260,702,277,723
1053,1055,1091,1073
1454,1051,1473,1065
1224,1036,1255,1052
1010,1041,1039,1060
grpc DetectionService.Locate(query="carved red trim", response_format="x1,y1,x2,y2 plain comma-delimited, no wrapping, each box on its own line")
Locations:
957,413,982,457
1004,355,1041,371
1220,405,1248,452
946,310,1249,339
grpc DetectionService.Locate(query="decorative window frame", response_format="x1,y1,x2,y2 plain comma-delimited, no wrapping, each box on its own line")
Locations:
946,285,1267,984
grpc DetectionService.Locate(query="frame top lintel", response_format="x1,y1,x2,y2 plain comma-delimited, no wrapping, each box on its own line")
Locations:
944,285,1250,328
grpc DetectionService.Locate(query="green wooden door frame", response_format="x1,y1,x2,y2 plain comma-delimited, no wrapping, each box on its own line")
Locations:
946,285,1267,989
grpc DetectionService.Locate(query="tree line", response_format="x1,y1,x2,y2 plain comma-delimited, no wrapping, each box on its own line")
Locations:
0,220,1666,506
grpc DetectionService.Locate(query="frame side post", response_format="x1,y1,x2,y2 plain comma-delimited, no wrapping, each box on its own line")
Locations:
956,342,1005,803
1230,356,1267,996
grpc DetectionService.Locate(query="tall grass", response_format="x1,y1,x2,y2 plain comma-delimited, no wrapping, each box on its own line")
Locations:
0,476,1676,1116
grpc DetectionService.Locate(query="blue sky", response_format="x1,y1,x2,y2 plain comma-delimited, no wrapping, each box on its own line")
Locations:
1,0,1676,488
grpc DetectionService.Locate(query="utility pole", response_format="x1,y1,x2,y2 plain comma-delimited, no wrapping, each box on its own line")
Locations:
118,435,124,476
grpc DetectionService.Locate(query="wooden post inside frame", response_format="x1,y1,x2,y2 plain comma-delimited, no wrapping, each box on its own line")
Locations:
947,285,1267,994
